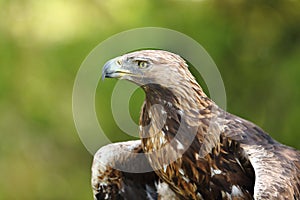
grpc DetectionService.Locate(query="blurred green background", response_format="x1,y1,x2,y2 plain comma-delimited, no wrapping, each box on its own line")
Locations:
1,0,300,199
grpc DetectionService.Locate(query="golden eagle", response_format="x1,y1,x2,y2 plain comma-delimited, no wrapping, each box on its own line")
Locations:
92,50,300,199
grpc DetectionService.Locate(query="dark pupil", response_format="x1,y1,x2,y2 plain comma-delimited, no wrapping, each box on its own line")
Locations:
138,61,147,68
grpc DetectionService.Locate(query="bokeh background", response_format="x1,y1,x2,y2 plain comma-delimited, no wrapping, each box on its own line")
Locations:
1,0,300,199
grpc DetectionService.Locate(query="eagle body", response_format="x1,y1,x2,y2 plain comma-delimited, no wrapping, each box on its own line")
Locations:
93,50,300,200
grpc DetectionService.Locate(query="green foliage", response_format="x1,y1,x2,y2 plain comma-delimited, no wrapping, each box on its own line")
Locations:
0,0,299,199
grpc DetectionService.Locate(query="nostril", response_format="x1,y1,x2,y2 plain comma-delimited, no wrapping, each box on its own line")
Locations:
117,60,122,65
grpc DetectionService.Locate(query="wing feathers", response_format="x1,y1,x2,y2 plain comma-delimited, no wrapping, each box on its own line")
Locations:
91,140,177,200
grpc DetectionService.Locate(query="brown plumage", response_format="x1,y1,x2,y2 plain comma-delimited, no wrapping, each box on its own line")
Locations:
94,50,300,199
92,140,177,200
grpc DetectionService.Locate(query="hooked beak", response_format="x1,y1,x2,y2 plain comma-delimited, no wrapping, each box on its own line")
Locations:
102,57,131,80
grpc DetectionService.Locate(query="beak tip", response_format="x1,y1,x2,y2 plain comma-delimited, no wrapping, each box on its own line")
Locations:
101,74,105,81
101,59,112,81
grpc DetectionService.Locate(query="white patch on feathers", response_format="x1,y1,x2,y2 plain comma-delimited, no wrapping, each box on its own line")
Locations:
231,185,243,196
167,102,173,107
179,168,185,175
177,110,184,115
176,140,184,150
165,126,169,131
163,164,168,173
156,182,177,200
182,175,190,183
210,167,222,176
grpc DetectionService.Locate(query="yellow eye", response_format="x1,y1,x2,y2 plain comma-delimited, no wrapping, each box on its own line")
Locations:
137,61,148,69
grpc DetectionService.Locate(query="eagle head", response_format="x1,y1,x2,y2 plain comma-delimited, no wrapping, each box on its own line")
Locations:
102,50,193,89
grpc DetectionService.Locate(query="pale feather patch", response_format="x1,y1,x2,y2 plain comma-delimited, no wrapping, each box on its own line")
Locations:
167,102,173,107
176,140,184,150
221,191,231,199
210,167,222,176
150,137,156,145
214,169,222,174
92,140,141,174
231,185,243,196
165,125,169,131
156,182,177,200
159,135,167,146
182,175,190,183
161,109,167,114
163,164,168,173
195,153,200,160
177,110,184,115
235,118,243,123
196,192,204,199
179,168,185,175
235,157,244,172
149,111,152,118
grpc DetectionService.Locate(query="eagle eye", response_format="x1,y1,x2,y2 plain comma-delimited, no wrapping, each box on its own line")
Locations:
137,60,149,69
